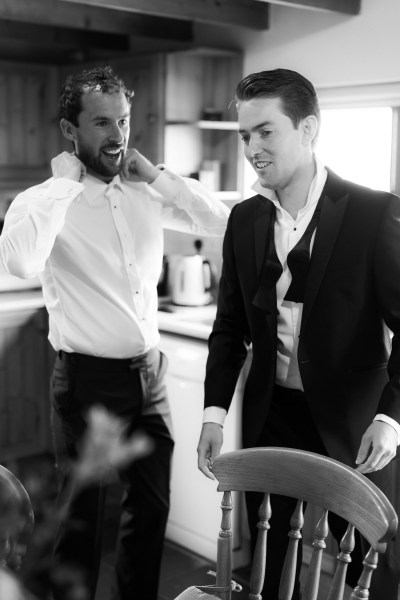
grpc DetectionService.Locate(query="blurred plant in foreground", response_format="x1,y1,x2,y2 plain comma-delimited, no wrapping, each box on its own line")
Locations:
0,406,154,600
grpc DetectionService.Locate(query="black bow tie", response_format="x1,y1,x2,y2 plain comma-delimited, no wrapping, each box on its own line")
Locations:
252,195,324,311
284,197,323,303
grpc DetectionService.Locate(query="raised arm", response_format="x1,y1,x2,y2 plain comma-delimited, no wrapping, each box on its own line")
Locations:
0,153,84,278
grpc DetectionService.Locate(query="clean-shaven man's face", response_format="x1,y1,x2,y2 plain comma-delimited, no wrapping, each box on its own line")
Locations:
238,96,313,194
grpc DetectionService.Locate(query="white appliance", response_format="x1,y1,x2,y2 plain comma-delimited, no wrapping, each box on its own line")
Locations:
170,253,216,307
160,331,251,568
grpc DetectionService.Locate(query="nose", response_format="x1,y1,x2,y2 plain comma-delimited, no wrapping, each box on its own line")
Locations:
247,136,263,157
109,123,124,144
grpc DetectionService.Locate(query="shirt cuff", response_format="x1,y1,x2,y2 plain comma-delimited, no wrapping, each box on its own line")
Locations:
374,414,400,445
149,169,181,199
203,406,227,427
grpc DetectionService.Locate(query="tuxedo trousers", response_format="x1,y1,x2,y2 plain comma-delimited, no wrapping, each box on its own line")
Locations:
245,385,399,600
50,348,174,600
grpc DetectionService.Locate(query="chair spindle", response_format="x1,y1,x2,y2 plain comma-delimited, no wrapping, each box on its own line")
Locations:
303,508,329,600
350,547,379,599
279,499,304,600
327,523,355,600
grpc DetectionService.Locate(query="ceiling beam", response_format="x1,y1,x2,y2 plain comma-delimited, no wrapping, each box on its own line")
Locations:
60,0,270,30
0,21,130,50
265,0,361,15
0,0,193,39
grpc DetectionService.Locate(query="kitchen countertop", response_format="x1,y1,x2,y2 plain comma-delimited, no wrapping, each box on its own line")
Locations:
0,288,216,340
157,303,217,340
0,287,44,313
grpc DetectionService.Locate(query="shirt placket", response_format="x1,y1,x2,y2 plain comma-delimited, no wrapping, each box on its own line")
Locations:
106,185,146,321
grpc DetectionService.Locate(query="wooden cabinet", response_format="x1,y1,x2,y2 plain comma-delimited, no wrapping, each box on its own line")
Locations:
163,49,243,203
0,60,60,189
0,300,55,460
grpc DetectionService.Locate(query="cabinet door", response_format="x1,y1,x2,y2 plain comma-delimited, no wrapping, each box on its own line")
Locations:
0,307,54,460
160,332,245,562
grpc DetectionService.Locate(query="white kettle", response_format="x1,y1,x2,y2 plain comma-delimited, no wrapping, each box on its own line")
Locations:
171,241,215,306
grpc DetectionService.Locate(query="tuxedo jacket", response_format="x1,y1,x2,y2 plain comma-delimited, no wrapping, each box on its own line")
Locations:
204,169,400,466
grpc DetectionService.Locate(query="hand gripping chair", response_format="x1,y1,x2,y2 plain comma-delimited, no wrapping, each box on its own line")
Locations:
175,447,398,600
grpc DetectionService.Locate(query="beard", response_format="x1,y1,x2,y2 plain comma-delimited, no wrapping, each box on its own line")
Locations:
76,141,125,181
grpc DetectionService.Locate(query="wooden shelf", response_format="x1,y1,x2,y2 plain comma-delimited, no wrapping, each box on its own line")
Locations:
166,120,238,130
197,120,238,130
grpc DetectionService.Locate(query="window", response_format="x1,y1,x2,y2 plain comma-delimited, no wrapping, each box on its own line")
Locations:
316,107,393,192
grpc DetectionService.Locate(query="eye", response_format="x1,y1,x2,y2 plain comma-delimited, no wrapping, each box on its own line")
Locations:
240,134,249,145
261,129,272,137
119,119,130,128
95,120,108,128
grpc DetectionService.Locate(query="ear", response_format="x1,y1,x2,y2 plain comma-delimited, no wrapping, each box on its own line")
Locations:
60,118,77,143
302,115,318,146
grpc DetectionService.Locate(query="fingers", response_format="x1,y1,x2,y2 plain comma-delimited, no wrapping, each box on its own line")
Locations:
197,423,223,480
122,148,159,183
198,454,216,480
355,421,397,474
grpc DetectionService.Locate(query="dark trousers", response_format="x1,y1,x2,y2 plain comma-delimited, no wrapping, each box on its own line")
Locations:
50,348,174,600
245,385,400,600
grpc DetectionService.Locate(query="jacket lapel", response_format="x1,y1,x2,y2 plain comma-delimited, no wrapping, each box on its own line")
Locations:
301,169,349,329
254,197,275,276
252,198,282,313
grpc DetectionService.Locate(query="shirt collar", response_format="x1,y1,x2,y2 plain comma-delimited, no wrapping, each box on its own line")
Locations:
82,173,124,206
251,154,327,213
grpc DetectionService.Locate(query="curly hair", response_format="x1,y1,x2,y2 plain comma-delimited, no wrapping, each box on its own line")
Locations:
58,65,134,125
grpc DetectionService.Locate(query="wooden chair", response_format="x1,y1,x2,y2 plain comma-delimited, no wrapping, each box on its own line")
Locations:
0,464,34,571
176,447,398,600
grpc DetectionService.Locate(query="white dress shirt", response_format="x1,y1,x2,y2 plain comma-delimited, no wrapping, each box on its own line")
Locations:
203,156,400,442
1,168,229,358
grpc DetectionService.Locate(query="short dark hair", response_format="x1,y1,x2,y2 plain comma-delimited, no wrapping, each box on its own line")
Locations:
58,65,134,125
235,68,320,130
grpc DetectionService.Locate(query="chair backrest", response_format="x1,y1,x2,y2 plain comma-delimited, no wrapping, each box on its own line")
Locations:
0,465,34,571
212,447,398,600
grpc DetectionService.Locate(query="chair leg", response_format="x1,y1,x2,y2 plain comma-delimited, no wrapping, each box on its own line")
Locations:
216,491,233,600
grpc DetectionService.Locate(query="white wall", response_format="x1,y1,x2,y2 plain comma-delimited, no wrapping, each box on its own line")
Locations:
195,0,400,88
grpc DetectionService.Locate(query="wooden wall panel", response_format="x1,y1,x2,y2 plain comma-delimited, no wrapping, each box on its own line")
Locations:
0,61,59,175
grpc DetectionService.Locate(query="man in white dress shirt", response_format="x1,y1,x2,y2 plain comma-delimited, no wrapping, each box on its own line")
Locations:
0,66,229,600
197,69,400,599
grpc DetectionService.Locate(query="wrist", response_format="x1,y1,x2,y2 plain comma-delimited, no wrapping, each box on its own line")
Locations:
146,167,162,184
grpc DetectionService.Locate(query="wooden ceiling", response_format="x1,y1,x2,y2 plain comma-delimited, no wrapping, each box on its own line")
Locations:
0,0,361,65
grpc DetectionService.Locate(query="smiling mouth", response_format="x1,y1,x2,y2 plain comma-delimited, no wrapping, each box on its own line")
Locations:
254,161,272,170
102,148,123,160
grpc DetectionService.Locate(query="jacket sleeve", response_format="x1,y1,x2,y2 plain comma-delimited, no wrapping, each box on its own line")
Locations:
374,192,400,423
0,178,84,278
204,206,251,412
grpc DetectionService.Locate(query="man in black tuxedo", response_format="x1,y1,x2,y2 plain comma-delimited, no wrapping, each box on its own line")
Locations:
197,68,400,599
